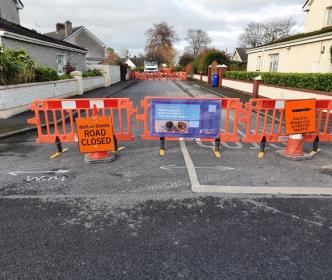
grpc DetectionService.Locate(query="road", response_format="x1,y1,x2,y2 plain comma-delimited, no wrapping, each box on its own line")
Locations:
0,80,331,279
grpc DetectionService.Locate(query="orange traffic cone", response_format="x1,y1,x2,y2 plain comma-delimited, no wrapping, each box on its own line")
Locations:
284,134,304,157
84,105,116,164
276,134,315,161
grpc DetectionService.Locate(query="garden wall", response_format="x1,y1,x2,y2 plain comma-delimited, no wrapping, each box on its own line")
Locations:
0,66,123,118
0,79,78,118
192,75,332,100
82,76,105,92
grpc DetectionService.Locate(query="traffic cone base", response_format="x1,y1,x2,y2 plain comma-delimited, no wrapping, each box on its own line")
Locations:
84,152,116,164
275,150,314,161
275,134,314,161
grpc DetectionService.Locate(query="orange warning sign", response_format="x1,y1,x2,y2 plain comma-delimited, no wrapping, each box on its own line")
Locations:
285,99,316,135
76,116,116,153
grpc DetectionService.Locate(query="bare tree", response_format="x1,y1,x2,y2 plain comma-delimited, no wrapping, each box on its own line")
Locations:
185,29,212,56
145,21,178,51
264,18,296,43
238,17,296,48
238,22,266,48
145,21,178,65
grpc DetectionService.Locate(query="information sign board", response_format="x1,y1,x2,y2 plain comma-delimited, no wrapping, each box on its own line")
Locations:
150,99,222,138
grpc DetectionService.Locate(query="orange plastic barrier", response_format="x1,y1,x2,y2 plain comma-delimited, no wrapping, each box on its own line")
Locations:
241,99,332,143
27,97,331,156
241,99,286,143
303,99,332,142
27,98,137,144
136,96,243,142
132,71,188,81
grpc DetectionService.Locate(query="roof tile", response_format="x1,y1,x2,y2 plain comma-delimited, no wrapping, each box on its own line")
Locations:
0,17,87,52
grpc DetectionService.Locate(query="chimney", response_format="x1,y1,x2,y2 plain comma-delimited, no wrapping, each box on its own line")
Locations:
56,23,65,32
64,20,73,37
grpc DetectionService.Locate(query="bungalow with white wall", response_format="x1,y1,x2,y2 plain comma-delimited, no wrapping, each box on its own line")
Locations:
247,0,332,73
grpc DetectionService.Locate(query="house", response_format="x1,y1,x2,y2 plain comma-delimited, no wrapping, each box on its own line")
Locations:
231,48,248,63
130,56,145,68
246,0,332,73
45,21,107,65
123,58,136,69
0,0,23,24
0,0,87,73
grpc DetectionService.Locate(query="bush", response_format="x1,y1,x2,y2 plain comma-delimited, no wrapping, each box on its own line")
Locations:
192,56,200,74
172,66,182,72
178,53,195,69
192,48,230,74
136,66,144,72
0,47,35,85
63,63,76,75
184,62,193,74
225,71,259,81
225,71,332,92
82,69,103,77
34,67,58,82
228,61,247,71
59,74,74,80
204,50,229,73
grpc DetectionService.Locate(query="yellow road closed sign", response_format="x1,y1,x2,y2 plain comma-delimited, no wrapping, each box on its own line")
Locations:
76,116,116,153
285,99,316,135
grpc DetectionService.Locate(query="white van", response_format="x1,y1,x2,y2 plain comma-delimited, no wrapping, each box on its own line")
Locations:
144,60,159,72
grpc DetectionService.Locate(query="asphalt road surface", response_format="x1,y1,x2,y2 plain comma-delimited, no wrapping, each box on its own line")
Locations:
0,80,331,279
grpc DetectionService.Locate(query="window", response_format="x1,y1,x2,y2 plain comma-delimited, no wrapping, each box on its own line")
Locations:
256,56,261,71
56,54,65,74
327,7,332,26
269,54,279,72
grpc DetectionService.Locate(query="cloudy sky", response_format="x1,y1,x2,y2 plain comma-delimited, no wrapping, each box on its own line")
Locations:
21,0,307,56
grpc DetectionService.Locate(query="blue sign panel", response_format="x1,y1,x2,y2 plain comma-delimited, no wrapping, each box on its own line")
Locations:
150,99,222,138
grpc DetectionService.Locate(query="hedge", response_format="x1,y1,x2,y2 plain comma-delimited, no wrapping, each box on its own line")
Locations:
192,49,230,74
82,69,103,78
34,67,58,82
0,47,34,85
225,71,332,92
0,47,77,85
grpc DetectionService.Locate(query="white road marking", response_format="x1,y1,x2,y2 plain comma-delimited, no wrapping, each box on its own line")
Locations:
27,176,66,182
246,199,324,227
179,141,200,190
196,141,214,149
9,170,70,176
161,165,237,171
179,140,332,195
195,185,332,195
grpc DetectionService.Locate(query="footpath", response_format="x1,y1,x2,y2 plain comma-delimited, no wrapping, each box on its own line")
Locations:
0,80,136,139
188,78,332,102
186,79,252,102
